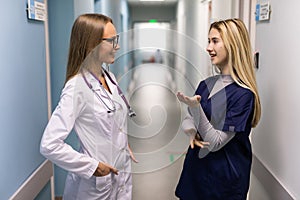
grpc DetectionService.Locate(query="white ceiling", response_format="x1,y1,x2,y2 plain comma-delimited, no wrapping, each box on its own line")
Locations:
127,0,178,6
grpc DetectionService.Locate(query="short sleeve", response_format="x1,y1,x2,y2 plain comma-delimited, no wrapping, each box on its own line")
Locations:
223,91,254,132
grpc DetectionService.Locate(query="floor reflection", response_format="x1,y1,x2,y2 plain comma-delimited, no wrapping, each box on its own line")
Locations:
127,63,188,200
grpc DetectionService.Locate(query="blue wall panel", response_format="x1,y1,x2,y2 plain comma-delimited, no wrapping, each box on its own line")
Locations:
48,0,75,196
0,0,48,199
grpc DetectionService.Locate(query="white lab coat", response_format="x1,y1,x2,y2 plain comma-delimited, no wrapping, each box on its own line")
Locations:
40,71,132,200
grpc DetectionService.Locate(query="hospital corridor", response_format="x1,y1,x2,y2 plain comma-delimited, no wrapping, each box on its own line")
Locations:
1,0,300,200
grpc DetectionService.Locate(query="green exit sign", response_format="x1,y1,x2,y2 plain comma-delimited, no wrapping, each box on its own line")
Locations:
149,19,158,23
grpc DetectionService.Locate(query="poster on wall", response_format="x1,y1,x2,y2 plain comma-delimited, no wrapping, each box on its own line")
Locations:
256,2,271,21
27,0,46,21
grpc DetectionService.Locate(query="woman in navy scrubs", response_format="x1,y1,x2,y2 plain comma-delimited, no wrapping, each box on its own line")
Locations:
175,18,261,200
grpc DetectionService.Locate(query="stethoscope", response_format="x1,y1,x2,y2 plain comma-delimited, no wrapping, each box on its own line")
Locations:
81,68,136,118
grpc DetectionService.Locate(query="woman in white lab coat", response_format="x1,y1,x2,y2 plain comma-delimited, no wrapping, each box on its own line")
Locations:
40,13,136,200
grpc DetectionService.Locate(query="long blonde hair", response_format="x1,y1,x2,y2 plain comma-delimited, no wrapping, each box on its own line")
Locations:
65,13,113,83
210,18,261,127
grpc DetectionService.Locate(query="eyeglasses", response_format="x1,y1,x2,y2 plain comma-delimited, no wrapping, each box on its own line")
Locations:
102,35,119,49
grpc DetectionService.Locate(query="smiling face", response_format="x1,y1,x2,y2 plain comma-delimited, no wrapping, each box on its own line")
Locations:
100,22,120,64
206,28,229,74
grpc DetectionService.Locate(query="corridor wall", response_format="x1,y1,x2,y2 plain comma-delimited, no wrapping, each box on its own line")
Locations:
0,0,49,199
175,0,211,95
96,0,131,89
253,0,300,199
47,0,75,196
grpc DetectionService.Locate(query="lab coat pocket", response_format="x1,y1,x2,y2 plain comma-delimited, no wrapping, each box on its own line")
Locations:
95,174,112,192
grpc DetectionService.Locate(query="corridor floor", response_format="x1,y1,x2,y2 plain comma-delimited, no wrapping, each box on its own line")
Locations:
127,63,188,200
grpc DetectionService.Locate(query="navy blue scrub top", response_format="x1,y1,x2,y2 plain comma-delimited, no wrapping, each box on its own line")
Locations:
176,76,254,200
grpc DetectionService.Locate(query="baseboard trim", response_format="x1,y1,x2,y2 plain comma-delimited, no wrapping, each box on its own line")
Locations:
9,159,54,200
252,155,295,200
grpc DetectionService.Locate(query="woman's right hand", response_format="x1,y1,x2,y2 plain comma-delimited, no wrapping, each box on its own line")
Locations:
177,92,201,107
93,162,118,177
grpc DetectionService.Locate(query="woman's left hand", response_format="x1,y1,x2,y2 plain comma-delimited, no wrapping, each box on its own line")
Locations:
184,128,210,149
192,134,210,149
128,144,138,163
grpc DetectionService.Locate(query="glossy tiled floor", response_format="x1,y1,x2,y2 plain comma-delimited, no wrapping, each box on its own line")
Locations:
127,63,188,200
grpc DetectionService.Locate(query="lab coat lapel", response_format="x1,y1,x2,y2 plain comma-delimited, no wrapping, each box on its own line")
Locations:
104,73,124,109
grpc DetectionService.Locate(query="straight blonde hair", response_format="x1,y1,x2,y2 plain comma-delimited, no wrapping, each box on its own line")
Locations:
65,13,113,83
210,18,261,127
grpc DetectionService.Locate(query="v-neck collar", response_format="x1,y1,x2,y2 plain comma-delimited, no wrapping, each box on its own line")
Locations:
208,75,234,99
102,72,114,97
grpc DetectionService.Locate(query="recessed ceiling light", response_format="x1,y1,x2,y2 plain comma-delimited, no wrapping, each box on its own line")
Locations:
139,0,165,2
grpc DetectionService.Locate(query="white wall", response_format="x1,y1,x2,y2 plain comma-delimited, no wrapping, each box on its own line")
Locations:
184,0,210,81
253,0,300,199
175,0,211,95
211,0,239,21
